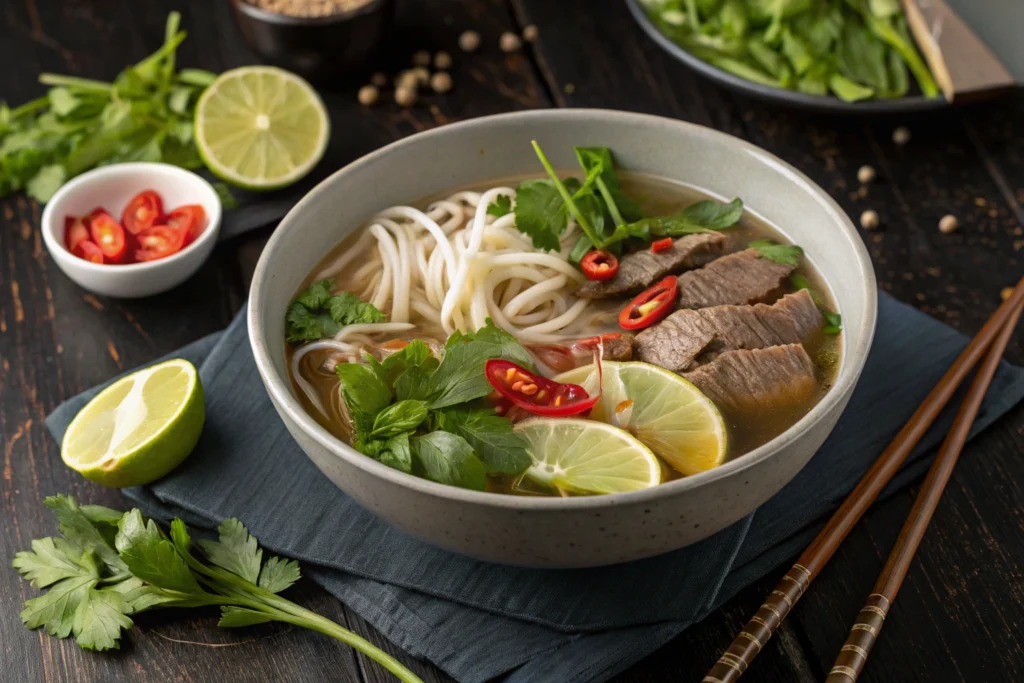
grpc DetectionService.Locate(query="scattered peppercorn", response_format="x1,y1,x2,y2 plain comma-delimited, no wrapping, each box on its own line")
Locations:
370,72,388,88
459,30,481,52
395,70,419,89
1002,287,1014,301
412,50,431,67
434,51,453,70
892,126,911,146
500,31,522,52
522,24,539,42
857,165,876,184
938,214,958,234
395,86,417,107
357,84,379,106
244,0,373,18
860,209,879,230
430,71,453,93
412,66,430,86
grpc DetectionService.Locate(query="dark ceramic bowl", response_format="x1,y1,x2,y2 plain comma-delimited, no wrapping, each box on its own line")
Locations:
229,0,395,83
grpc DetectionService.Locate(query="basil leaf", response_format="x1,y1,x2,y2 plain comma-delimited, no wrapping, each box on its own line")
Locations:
749,239,803,266
433,406,531,475
336,362,393,434
370,400,429,439
410,431,487,491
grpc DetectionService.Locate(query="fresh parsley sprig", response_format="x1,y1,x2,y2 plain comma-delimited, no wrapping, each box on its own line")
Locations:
286,279,387,343
13,495,423,683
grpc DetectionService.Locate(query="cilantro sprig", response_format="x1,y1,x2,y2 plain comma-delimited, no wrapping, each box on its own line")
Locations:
336,323,533,489
0,13,221,203
13,495,422,682
286,279,387,344
790,273,843,335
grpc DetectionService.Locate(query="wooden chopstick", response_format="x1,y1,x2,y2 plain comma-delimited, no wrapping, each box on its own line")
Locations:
826,298,1024,682
703,275,1024,683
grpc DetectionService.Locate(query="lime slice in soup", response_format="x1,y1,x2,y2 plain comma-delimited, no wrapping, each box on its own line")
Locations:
555,361,727,476
194,66,329,190
514,418,662,494
61,359,204,488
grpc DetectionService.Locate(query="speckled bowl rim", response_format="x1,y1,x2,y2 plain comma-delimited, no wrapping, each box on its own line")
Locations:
249,108,878,511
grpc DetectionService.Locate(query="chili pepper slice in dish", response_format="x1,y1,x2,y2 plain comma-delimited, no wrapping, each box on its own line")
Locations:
166,204,206,246
580,250,619,281
65,216,91,253
75,240,105,264
86,209,128,262
619,275,678,330
651,237,673,253
121,190,164,235
134,225,186,262
485,359,601,417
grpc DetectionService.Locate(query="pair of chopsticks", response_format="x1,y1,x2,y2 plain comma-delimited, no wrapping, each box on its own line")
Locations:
704,275,1024,683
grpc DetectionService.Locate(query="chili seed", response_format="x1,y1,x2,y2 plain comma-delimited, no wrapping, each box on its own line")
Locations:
892,126,911,146
430,71,453,93
412,50,431,67
459,30,481,52
615,399,634,414
511,380,525,391
938,214,958,234
505,368,517,382
860,209,879,230
554,395,563,407
535,390,546,400
857,165,876,184
357,85,379,106
522,24,539,42
434,51,453,70
500,31,522,52
521,383,539,396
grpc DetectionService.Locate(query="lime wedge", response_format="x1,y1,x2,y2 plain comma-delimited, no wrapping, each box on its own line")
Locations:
555,361,727,476
514,418,661,495
61,359,204,488
194,66,329,190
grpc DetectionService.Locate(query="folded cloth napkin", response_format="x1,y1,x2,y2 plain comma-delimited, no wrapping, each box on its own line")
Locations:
46,292,1024,683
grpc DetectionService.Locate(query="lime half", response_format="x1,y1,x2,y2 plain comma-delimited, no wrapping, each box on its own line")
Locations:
514,418,661,495
195,66,330,190
555,361,727,476
61,359,204,488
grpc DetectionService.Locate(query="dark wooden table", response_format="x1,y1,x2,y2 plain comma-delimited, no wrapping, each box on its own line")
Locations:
3,1,1023,681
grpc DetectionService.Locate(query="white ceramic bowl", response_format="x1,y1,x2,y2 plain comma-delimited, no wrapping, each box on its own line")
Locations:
249,110,878,568
41,163,222,298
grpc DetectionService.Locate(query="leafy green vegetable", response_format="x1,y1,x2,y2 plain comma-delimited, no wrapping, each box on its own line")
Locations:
641,0,938,103
513,178,572,251
370,400,429,439
823,311,843,335
432,406,531,475
286,279,386,343
486,194,513,218
749,239,803,266
12,496,423,682
0,13,221,202
411,431,488,490
335,362,393,435
790,274,842,335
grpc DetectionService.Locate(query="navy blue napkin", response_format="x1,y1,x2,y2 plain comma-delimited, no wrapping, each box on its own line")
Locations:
45,293,1024,683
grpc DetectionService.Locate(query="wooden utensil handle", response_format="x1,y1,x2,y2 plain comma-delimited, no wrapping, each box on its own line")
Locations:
824,594,891,682
702,565,812,683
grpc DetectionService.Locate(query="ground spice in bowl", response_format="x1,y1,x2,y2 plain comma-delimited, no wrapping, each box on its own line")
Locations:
244,0,373,18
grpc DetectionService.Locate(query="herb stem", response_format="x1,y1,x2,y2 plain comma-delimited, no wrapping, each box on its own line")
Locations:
530,140,601,247
10,97,49,119
594,176,625,229
38,74,113,93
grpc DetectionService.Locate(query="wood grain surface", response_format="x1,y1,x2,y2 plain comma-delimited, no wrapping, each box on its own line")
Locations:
2,1,1022,682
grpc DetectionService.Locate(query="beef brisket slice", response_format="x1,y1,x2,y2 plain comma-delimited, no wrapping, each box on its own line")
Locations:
683,344,817,413
577,232,728,299
635,289,822,372
676,249,795,309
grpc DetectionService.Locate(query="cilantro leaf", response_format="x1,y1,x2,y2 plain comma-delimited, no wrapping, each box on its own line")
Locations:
26,164,66,202
513,179,568,252
20,574,96,638
13,537,98,588
218,606,275,628
106,577,180,614
377,340,438,391
115,510,202,595
286,280,386,344
432,406,531,475
198,518,262,584
360,432,414,473
749,239,804,266
429,321,534,409
258,556,301,594
410,430,487,490
823,311,843,335
790,274,842,334
370,400,429,439
169,517,192,554
574,146,642,222
487,194,512,218
79,504,126,526
72,588,133,651
45,495,127,573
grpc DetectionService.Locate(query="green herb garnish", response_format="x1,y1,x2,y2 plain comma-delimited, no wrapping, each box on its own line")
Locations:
285,279,386,344
486,194,513,218
749,239,803,266
823,311,843,335
335,321,532,489
790,274,842,335
13,495,422,682
0,13,221,203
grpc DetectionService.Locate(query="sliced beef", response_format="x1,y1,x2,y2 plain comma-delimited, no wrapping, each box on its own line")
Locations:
676,249,795,309
635,289,822,372
577,232,728,299
683,344,817,413
527,333,634,373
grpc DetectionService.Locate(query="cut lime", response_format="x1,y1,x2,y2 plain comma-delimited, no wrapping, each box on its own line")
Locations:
61,359,204,488
194,66,329,191
555,361,727,476
513,418,661,495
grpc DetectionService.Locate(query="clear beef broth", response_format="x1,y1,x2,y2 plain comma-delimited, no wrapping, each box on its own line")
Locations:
287,172,841,493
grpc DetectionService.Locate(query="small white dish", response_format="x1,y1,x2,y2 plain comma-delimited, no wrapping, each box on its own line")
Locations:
41,162,223,298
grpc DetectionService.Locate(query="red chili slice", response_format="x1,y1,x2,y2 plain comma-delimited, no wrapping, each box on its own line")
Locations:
121,190,164,235
651,237,673,253
74,239,105,264
166,204,206,246
134,225,186,262
580,250,619,281
65,216,90,253
619,275,678,330
485,359,600,417
85,209,127,262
